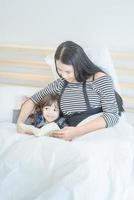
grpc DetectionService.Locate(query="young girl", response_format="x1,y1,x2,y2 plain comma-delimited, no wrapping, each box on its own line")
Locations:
19,93,67,136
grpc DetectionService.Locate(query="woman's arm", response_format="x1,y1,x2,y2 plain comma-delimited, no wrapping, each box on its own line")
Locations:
52,72,119,141
17,99,35,133
75,115,106,135
51,116,106,141
17,78,64,133
17,99,34,123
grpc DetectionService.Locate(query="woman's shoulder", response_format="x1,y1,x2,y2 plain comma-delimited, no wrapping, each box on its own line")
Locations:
94,72,106,80
90,72,114,93
92,72,112,83
87,72,112,84
48,78,65,91
87,72,109,82
54,78,66,85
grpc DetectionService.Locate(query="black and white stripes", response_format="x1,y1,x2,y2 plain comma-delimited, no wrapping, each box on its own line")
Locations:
31,76,119,127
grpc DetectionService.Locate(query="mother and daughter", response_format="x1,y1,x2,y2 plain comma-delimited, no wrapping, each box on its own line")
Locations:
17,41,124,141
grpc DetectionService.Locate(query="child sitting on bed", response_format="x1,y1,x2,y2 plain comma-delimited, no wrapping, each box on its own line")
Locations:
18,93,67,136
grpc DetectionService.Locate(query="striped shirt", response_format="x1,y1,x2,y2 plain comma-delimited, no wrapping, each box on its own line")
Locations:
31,75,119,127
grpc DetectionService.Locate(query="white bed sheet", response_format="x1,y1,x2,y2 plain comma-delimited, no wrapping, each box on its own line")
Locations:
0,115,134,200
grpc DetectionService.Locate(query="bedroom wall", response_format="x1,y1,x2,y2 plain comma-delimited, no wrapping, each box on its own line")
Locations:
0,0,134,51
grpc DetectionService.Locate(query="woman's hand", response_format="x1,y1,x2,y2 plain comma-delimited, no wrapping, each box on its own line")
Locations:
17,123,24,133
17,123,34,135
50,126,78,141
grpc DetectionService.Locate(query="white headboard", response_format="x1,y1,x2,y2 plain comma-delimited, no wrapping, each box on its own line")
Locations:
0,45,55,87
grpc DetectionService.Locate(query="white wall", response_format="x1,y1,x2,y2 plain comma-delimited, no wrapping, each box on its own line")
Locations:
0,0,134,51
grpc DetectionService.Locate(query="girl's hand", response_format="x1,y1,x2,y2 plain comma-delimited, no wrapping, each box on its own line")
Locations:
50,127,77,141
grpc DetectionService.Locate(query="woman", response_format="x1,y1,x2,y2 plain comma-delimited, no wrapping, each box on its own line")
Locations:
17,41,123,141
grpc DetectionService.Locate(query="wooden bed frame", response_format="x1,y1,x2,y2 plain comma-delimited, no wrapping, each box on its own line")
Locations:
0,45,134,113
111,52,134,113
0,45,55,87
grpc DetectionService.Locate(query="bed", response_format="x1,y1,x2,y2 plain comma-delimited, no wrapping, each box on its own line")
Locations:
0,45,134,200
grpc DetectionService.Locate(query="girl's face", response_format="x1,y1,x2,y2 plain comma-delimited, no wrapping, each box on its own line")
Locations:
42,101,60,123
56,60,77,83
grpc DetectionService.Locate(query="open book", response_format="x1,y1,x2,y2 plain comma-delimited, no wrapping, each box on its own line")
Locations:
18,122,60,136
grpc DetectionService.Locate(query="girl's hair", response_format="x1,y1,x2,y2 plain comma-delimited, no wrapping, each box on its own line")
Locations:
29,93,60,125
35,93,60,111
54,41,105,82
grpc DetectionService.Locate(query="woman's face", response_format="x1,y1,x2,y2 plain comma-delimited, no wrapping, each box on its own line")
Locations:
56,60,77,83
42,101,60,123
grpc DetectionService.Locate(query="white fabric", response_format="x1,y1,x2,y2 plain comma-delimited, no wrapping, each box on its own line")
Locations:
0,114,134,200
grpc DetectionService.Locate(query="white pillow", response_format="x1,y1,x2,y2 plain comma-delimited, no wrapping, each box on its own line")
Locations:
45,47,120,92
0,85,41,122
85,47,120,93
45,53,59,80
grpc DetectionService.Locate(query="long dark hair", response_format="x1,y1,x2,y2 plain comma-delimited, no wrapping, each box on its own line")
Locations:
54,41,105,82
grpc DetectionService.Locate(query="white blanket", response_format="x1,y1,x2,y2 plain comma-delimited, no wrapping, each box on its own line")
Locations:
0,115,134,200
